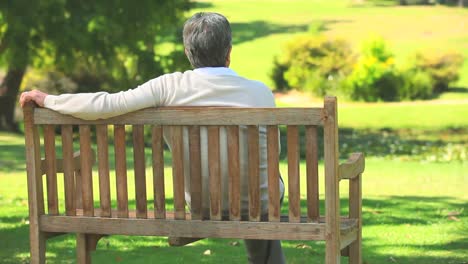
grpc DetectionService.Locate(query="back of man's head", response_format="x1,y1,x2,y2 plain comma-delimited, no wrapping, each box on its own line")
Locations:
183,12,232,69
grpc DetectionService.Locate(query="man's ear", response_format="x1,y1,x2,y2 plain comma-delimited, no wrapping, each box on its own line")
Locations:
226,46,232,67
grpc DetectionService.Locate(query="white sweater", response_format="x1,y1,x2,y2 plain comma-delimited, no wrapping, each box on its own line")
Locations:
44,68,284,218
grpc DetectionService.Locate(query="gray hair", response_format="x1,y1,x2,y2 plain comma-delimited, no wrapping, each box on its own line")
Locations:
183,12,232,68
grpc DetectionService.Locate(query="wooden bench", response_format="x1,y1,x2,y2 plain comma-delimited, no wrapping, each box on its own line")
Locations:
23,96,364,264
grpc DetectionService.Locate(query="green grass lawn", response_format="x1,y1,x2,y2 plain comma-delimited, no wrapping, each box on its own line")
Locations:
1,124,467,263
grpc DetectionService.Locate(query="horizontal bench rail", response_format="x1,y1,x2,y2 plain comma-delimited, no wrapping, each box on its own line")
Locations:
40,215,357,241
33,107,324,125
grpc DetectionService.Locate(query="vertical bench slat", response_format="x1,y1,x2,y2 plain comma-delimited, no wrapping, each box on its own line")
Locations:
96,125,111,217
227,126,240,221
189,126,202,220
61,125,76,216
152,125,166,219
75,170,83,210
248,125,260,222
324,96,340,262
287,125,300,223
43,125,59,215
133,125,148,219
114,125,129,218
171,126,186,220
79,125,94,217
208,126,221,220
267,126,280,222
306,125,319,222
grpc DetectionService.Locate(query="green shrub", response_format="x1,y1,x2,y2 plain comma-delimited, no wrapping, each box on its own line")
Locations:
412,52,464,93
270,57,290,91
270,35,355,95
272,34,464,102
346,36,401,101
399,69,433,100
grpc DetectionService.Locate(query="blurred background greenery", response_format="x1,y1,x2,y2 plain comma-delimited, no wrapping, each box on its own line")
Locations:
0,0,467,263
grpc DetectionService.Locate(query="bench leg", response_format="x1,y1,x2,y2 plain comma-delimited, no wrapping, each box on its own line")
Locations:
326,240,340,264
348,174,362,264
348,237,361,264
29,231,46,264
77,233,91,264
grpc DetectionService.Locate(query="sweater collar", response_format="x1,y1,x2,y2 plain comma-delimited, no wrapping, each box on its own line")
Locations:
193,67,238,77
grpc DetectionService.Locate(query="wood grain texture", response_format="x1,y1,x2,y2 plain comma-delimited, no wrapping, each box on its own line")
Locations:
132,125,148,219
189,126,202,220
339,153,365,180
287,125,301,223
152,126,166,219
79,125,94,217
227,126,240,221
114,125,129,218
208,126,221,220
75,170,83,210
43,125,59,215
248,125,260,221
34,107,324,125
23,103,46,263
96,125,111,218
267,126,280,222
306,125,319,222
76,233,91,264
40,215,328,241
170,126,186,220
348,173,362,264
61,125,76,216
324,96,341,263
340,228,358,250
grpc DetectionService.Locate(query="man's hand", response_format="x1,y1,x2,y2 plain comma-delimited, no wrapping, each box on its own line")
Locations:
19,89,48,108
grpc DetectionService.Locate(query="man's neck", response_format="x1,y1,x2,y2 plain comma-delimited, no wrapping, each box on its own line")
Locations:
193,67,237,76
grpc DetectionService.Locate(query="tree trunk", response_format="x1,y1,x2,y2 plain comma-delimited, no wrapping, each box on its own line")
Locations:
0,67,26,132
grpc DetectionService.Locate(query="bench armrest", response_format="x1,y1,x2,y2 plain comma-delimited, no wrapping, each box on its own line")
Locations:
339,153,365,180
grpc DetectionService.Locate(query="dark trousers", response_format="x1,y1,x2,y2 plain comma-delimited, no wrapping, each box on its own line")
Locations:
244,239,286,264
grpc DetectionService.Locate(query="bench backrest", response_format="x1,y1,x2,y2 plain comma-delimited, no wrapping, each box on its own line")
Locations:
23,96,340,239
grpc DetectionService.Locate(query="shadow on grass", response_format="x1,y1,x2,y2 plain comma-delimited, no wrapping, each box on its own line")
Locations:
4,126,466,175
0,136,174,173
230,19,352,45
444,87,468,94
0,144,26,172
278,126,467,162
1,195,466,263
231,21,308,44
191,2,213,9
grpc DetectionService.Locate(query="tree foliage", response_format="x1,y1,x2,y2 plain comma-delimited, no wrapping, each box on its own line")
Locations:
0,0,191,131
